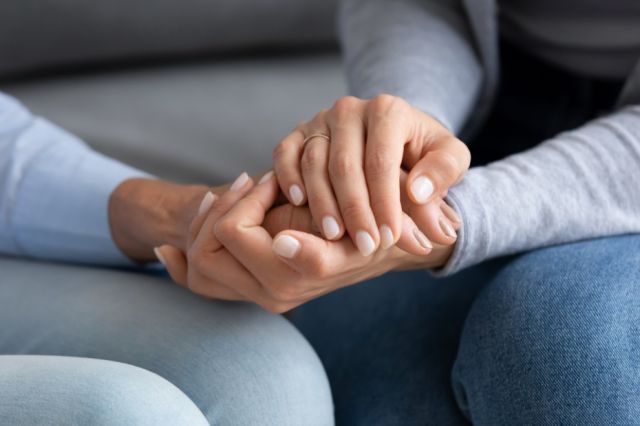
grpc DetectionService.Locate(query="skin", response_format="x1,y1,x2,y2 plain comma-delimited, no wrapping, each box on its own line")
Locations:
108,175,453,313
108,97,468,312
155,173,455,313
273,94,469,254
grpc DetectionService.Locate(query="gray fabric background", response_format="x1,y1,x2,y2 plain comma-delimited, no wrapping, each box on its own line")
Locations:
0,0,339,77
2,53,345,184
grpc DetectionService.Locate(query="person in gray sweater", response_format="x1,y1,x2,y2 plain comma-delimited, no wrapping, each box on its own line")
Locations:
161,0,640,423
285,0,640,424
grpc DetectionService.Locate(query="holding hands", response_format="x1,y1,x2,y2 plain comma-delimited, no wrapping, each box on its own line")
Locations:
156,95,471,311
155,171,452,313
273,94,469,255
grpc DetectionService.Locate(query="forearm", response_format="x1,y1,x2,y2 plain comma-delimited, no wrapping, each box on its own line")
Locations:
108,178,209,263
440,105,640,275
0,92,156,265
339,0,482,134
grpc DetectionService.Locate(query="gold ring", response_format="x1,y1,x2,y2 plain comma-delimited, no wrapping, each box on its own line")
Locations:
302,133,330,145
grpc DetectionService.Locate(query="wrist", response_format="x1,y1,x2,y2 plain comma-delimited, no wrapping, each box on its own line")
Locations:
108,178,209,263
391,242,456,271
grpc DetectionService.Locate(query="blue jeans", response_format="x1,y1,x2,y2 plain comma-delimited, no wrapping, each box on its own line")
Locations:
0,257,333,425
2,236,638,425
291,234,640,425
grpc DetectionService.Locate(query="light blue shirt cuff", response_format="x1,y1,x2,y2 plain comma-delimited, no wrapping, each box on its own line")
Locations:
0,93,149,265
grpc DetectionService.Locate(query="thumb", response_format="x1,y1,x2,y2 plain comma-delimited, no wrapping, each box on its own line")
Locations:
406,139,470,205
154,245,188,288
271,230,363,278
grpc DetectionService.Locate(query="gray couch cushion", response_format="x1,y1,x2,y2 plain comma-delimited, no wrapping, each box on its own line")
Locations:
0,0,338,77
2,53,345,184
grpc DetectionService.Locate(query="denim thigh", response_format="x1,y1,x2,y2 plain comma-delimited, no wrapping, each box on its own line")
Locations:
453,235,640,425
0,355,208,425
0,257,334,426
290,262,505,426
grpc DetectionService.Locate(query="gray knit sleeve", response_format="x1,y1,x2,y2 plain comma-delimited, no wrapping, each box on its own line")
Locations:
339,0,483,134
439,105,640,275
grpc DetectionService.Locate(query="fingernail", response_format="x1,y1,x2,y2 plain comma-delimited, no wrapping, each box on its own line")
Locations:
230,172,249,191
322,216,340,240
410,176,434,204
440,218,457,239
153,247,166,266
289,184,304,205
355,230,376,256
380,225,394,249
413,228,432,251
258,170,274,184
441,203,461,224
272,235,301,259
198,191,216,215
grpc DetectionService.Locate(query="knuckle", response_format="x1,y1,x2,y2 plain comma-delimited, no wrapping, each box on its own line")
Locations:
365,150,394,179
369,94,406,119
428,150,462,187
437,150,462,177
272,142,286,163
262,300,294,314
340,198,367,224
300,143,326,170
263,280,306,306
187,248,207,271
329,154,357,178
213,218,238,241
333,96,361,112
262,280,298,304
272,130,305,162
308,254,330,279
329,96,361,124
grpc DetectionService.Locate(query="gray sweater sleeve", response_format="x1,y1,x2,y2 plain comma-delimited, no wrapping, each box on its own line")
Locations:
341,0,640,274
441,105,640,274
339,0,483,133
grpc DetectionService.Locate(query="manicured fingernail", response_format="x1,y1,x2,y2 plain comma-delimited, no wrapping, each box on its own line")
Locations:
259,170,274,184
410,176,434,204
441,203,461,224
230,172,249,191
413,228,432,250
355,230,376,256
322,216,340,240
380,225,394,249
153,247,166,266
272,235,301,259
440,218,457,239
289,184,304,205
198,191,216,215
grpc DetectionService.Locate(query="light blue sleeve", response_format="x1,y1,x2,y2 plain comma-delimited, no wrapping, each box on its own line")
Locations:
0,92,149,265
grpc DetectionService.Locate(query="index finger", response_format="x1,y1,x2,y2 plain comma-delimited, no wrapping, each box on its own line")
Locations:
213,170,297,285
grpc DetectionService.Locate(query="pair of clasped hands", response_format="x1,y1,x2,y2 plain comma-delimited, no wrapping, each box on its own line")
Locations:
156,95,470,313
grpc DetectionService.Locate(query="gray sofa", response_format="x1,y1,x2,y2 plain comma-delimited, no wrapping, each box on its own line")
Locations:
0,1,345,278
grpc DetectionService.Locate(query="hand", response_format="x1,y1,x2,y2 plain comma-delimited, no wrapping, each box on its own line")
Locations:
155,171,453,313
108,178,210,262
272,94,469,255
108,175,264,263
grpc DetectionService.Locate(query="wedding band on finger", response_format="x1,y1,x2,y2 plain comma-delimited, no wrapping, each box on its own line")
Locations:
302,133,330,147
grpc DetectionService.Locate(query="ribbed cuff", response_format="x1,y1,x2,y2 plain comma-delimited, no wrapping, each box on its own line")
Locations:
430,168,491,277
